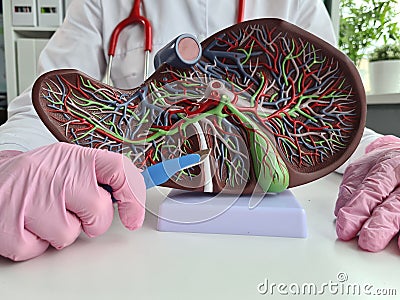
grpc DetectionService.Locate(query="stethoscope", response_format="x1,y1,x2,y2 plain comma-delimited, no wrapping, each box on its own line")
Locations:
105,0,246,85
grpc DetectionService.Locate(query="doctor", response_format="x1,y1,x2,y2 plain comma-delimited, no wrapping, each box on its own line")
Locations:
0,0,399,261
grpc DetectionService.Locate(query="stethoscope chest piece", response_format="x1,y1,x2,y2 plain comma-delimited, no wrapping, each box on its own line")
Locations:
154,34,202,69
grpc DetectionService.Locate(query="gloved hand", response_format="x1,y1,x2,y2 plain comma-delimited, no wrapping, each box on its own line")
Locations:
335,135,400,252
0,142,146,261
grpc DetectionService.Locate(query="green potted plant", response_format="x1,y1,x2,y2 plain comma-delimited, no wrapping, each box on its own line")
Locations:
339,0,400,94
369,43,400,94
339,0,400,66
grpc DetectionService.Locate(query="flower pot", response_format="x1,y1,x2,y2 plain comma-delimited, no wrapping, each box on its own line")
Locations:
369,59,400,94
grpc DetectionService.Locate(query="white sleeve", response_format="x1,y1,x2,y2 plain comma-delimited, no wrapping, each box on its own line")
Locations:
295,0,337,46
0,0,107,152
37,0,107,79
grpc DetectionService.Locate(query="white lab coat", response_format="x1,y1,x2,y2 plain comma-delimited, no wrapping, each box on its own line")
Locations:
0,0,381,172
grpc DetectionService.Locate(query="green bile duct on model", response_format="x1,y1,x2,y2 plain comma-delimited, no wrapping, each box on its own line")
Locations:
204,80,289,193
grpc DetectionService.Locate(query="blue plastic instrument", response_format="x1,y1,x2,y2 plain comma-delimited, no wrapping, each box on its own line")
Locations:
103,149,210,201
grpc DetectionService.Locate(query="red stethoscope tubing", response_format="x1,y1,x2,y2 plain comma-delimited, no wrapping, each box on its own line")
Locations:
106,0,245,83
108,0,246,57
237,0,246,24
108,0,152,56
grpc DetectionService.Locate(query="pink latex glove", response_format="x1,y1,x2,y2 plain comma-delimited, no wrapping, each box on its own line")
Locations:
0,142,145,261
335,135,400,252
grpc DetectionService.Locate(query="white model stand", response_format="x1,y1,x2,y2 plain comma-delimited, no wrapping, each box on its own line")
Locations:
157,189,307,238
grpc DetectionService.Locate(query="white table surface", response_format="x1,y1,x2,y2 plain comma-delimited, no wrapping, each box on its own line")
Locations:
1,173,399,300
